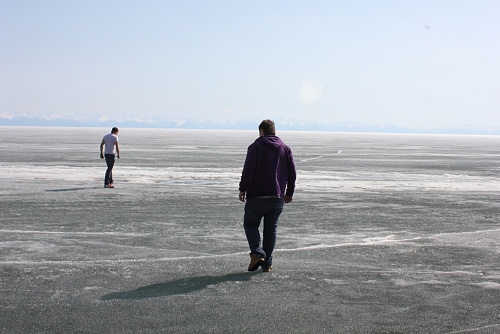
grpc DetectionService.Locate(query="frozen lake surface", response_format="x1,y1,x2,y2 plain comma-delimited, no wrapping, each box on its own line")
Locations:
1,126,499,333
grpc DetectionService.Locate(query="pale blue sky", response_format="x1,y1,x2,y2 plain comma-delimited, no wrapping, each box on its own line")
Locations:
1,0,499,130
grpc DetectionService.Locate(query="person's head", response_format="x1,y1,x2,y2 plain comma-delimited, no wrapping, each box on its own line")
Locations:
258,119,276,136
111,127,119,134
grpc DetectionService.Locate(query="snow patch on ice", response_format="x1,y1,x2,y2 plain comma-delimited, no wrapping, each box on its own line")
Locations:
471,282,500,290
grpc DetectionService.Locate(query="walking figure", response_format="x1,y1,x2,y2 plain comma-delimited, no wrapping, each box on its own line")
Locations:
100,127,120,188
239,120,296,272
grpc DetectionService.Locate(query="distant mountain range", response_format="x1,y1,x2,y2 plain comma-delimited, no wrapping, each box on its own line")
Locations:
1,115,499,135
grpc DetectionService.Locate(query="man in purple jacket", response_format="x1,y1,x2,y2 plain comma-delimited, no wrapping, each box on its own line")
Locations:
239,120,296,272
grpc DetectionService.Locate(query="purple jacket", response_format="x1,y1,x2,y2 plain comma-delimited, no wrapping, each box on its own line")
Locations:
239,135,296,199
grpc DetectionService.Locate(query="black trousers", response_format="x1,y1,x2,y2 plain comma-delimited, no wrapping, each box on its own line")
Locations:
104,154,115,185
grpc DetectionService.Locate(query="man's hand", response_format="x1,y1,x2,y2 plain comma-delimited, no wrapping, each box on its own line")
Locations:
239,191,246,202
100,153,104,159
285,195,293,203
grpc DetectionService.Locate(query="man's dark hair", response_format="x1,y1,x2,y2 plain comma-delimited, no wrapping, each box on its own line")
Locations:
259,119,276,136
111,127,119,134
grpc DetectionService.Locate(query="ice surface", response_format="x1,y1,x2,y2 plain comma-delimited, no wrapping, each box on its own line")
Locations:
0,127,499,333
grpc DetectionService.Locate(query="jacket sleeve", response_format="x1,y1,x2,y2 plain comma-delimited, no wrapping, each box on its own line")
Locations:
239,144,257,192
285,149,296,197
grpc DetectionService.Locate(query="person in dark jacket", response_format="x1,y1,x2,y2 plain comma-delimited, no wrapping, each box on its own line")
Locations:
239,119,296,272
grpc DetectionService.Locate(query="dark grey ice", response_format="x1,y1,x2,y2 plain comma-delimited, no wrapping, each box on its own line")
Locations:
1,127,499,333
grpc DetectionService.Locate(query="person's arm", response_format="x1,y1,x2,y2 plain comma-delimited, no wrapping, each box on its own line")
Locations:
115,142,120,159
284,150,296,204
238,144,256,202
100,140,105,159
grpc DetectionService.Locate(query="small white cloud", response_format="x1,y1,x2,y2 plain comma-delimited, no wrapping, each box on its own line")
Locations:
173,119,186,126
298,79,323,104
0,112,15,120
41,113,65,120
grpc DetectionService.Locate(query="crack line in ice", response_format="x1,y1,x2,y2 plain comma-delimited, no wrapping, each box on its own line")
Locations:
0,229,147,237
297,150,342,163
431,228,500,238
444,323,500,334
274,236,423,252
298,155,325,163
0,251,251,265
0,237,424,265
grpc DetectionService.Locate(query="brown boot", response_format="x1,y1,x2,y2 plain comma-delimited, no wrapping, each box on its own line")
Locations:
248,254,265,271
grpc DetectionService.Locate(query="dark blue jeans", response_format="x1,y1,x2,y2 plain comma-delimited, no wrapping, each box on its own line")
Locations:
104,154,115,185
244,197,284,269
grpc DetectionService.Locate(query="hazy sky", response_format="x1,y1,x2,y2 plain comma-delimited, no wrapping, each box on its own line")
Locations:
1,1,499,130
